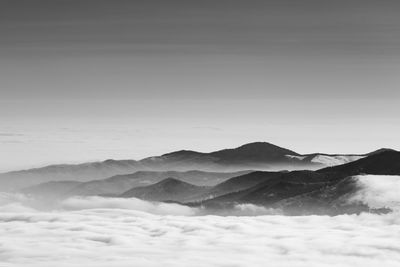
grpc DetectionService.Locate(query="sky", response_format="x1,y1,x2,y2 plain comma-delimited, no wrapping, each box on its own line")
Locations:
1,0,400,171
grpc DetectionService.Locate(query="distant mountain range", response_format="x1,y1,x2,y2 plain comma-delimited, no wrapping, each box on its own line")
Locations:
120,178,211,202
0,142,394,191
122,151,400,215
22,170,249,198
14,149,400,215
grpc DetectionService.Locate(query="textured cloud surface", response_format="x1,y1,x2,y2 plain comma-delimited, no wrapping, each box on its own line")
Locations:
1,175,400,267
349,175,400,210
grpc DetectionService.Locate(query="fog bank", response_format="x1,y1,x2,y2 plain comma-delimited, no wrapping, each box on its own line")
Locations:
1,175,400,266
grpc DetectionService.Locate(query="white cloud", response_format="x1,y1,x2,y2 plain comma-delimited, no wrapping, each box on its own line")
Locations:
61,196,197,216
1,175,400,266
349,175,400,210
0,192,30,205
1,209,400,267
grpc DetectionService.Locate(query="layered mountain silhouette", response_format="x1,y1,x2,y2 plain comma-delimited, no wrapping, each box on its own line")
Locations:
1,142,383,191
120,178,210,202
22,170,249,198
139,142,312,171
0,160,140,191
117,171,284,203
194,151,400,214
318,150,400,176
115,150,400,215
9,147,400,215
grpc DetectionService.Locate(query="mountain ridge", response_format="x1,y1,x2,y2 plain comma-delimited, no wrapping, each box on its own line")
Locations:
16,149,400,215
120,177,210,202
1,142,396,191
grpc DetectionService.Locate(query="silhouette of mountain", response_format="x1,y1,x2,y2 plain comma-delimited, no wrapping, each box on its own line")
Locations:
64,170,249,197
9,148,400,215
0,159,140,191
366,148,396,156
209,142,299,162
193,171,283,202
120,178,209,202
318,150,400,176
139,142,320,172
189,151,400,214
197,170,335,208
1,142,396,191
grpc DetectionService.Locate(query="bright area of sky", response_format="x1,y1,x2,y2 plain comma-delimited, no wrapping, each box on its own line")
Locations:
1,0,399,171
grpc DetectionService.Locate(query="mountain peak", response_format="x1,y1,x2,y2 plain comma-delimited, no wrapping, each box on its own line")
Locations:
210,142,299,163
367,148,397,156
157,177,185,185
120,177,204,201
318,150,400,175
232,142,298,154
161,150,205,157
236,142,287,149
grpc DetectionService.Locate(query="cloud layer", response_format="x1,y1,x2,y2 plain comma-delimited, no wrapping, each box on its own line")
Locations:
2,209,400,267
1,175,400,266
349,175,400,210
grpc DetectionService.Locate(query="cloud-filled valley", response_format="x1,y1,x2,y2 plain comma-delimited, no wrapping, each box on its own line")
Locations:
1,143,400,266
1,173,400,266
1,204,400,267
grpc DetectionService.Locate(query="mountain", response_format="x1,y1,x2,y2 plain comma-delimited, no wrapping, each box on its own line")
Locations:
318,150,400,176
191,171,284,202
14,148,400,215
189,150,400,214
139,142,320,172
117,171,285,203
120,178,209,202
269,176,373,215
197,170,336,208
299,154,365,167
238,171,339,205
366,148,396,156
182,150,398,209
0,142,393,191
300,148,396,167
62,170,249,197
21,181,82,198
0,159,141,191
209,142,300,163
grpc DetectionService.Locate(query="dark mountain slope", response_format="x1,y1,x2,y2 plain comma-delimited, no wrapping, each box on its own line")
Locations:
298,148,395,167
197,151,400,214
198,170,335,207
194,171,283,202
210,142,299,163
2,142,396,191
62,170,249,197
366,148,396,156
270,177,370,215
120,178,209,202
139,142,320,172
239,171,337,205
318,150,400,176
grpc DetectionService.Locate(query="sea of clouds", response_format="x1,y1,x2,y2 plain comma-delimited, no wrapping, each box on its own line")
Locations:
1,175,400,267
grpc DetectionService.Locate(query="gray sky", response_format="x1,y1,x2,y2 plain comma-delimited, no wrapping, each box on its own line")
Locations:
1,0,400,170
